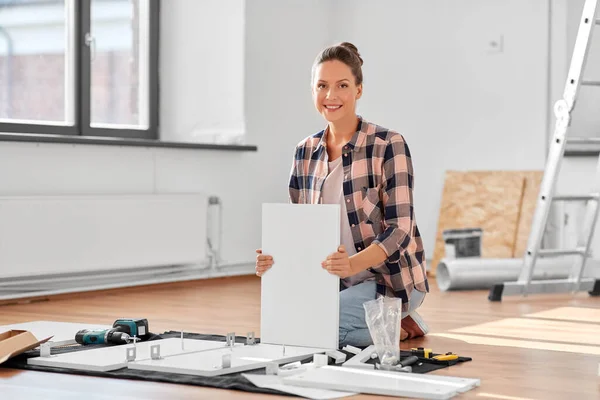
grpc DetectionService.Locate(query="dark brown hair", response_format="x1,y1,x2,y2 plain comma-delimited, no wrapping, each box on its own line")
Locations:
312,42,364,85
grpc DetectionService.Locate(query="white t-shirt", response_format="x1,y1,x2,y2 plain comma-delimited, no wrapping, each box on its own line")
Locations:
321,156,375,288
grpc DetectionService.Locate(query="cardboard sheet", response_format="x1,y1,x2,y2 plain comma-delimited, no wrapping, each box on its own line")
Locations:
0,330,51,365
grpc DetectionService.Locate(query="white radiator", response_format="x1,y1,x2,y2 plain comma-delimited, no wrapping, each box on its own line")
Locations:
0,194,211,299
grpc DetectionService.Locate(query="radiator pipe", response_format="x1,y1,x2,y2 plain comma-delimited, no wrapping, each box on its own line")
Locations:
207,195,223,268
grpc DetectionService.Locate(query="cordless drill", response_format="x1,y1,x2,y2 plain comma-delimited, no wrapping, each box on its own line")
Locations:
75,318,149,345
75,328,133,345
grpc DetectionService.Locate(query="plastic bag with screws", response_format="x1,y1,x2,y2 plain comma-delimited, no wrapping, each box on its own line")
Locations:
363,296,403,366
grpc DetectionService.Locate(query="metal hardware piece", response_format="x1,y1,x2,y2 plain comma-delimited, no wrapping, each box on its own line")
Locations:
221,353,231,368
150,344,161,360
245,331,256,345
126,346,137,362
226,332,235,349
40,343,52,358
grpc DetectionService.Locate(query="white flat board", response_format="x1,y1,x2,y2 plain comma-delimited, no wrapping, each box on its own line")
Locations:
242,373,357,400
283,366,481,400
261,203,340,349
0,321,111,343
128,343,327,377
27,338,233,372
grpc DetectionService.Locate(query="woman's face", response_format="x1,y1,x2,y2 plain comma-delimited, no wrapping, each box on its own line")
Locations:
312,60,362,124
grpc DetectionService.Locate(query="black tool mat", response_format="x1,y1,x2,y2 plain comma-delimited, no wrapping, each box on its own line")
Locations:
364,349,472,374
1,331,471,396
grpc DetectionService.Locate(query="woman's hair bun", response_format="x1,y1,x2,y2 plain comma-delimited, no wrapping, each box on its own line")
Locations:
312,41,364,85
338,42,363,66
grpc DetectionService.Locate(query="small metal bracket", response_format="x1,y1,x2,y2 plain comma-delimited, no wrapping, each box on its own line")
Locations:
226,332,235,348
245,331,256,345
126,346,136,362
40,343,52,358
150,344,162,360
221,353,231,368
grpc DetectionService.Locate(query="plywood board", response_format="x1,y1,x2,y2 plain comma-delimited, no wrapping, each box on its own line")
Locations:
513,171,544,257
524,307,600,323
27,338,231,372
450,317,600,346
430,333,600,355
282,365,480,400
431,171,525,276
0,321,110,343
128,343,327,377
261,203,340,349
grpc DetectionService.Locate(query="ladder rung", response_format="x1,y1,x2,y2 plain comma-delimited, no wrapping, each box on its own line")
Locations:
582,81,600,86
552,194,599,201
567,137,600,145
538,248,587,257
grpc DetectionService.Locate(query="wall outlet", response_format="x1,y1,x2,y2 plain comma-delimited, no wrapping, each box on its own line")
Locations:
486,34,504,54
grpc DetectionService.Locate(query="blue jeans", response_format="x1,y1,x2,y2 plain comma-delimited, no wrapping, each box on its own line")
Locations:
338,280,425,348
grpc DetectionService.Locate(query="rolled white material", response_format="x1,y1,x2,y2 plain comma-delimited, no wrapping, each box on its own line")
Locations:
436,257,600,291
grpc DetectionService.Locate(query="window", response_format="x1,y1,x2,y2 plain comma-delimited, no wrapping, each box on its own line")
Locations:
0,0,158,139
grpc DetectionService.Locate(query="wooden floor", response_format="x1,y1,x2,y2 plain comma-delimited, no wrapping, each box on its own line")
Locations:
1,275,599,400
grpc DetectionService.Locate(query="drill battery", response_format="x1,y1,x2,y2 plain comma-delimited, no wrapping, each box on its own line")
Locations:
113,318,149,339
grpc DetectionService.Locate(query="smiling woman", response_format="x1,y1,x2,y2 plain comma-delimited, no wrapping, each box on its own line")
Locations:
311,42,363,131
255,42,430,348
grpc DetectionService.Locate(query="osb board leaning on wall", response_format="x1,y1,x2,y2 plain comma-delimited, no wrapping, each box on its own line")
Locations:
513,171,544,257
430,171,526,277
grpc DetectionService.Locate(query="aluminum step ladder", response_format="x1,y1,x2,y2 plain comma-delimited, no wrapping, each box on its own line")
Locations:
489,0,600,301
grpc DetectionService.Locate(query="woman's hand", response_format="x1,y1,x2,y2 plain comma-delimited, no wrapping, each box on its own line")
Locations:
255,249,274,277
322,245,355,279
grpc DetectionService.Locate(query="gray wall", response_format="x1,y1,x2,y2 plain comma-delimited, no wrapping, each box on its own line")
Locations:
4,1,595,271
327,0,549,255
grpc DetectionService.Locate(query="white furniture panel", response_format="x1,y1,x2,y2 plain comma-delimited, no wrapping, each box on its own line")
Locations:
242,373,357,400
128,343,327,377
27,338,233,372
283,366,481,400
260,203,340,350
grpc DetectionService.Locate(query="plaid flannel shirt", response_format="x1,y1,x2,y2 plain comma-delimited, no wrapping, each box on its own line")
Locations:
288,116,429,309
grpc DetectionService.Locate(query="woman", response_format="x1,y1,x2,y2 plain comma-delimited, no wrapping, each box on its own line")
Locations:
256,42,429,347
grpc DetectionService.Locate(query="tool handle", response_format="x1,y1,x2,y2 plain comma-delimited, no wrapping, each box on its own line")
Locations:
433,354,459,361
400,355,419,367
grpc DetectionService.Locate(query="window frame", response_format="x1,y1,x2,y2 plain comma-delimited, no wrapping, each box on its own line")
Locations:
0,0,160,140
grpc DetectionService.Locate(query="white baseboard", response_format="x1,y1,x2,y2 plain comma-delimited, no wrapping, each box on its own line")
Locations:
0,262,255,301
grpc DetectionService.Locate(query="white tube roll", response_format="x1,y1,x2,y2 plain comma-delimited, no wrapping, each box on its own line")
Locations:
436,257,600,291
